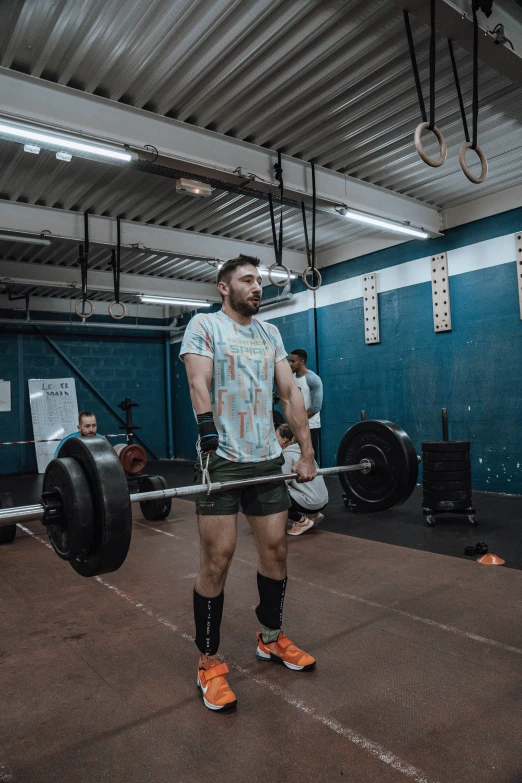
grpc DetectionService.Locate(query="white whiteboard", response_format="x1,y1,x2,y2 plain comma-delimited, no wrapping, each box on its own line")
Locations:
0,381,11,412
28,378,79,473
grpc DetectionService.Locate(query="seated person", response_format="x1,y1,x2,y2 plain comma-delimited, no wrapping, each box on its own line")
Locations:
276,423,328,537
54,411,107,457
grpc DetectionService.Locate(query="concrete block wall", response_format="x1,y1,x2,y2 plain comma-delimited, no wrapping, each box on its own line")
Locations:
0,326,168,474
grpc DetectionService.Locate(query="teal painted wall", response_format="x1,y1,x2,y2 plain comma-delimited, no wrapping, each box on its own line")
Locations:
0,323,168,474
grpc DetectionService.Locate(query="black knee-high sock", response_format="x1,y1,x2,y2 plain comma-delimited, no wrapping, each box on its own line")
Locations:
255,572,287,630
193,590,224,656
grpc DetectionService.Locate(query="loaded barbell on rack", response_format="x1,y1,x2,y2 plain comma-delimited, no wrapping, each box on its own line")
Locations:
0,420,420,578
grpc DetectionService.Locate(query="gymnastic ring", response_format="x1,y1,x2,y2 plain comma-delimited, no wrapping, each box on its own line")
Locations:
414,122,447,168
74,298,94,318
302,267,322,291
108,301,127,320
459,142,488,184
268,263,291,288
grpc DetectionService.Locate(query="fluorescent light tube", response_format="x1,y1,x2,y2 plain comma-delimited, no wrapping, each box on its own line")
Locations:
138,295,211,307
0,233,51,246
0,122,132,162
216,262,296,280
261,268,297,280
342,209,429,239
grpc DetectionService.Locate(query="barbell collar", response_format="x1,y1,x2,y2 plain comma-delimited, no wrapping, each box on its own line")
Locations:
0,461,372,527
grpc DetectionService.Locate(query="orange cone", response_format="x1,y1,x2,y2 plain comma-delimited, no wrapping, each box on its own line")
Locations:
477,553,505,565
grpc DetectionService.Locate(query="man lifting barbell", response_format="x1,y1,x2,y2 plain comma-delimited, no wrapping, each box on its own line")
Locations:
180,254,317,712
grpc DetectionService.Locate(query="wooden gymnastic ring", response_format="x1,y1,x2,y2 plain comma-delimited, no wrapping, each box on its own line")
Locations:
414,122,447,168
459,142,488,184
108,301,127,320
302,267,322,291
268,263,291,288
74,298,94,318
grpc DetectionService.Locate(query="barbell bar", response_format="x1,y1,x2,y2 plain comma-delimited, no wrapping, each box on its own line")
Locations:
0,419,420,578
0,461,372,529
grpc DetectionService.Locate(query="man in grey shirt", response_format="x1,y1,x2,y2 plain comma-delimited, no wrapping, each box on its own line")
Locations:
288,349,323,460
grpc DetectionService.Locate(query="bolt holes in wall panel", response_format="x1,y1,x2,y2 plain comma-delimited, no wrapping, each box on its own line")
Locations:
431,253,452,333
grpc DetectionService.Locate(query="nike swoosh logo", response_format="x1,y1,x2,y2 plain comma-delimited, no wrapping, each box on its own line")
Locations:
200,680,208,694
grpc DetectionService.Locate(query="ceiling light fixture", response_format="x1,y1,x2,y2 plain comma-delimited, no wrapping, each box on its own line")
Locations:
0,122,133,162
175,178,212,198
338,207,429,239
138,295,212,307
0,233,51,246
23,143,40,155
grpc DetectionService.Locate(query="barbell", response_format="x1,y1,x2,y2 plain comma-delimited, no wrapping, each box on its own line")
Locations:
0,420,419,578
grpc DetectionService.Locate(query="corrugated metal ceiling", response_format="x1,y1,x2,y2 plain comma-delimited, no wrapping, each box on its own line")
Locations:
1,0,521,283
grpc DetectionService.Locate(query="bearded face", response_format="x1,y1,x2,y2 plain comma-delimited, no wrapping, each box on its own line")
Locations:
227,279,261,315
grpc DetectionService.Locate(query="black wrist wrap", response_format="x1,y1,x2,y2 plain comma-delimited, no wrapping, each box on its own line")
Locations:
197,412,219,453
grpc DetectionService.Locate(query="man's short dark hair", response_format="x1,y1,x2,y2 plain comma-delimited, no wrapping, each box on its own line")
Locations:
78,411,95,423
290,349,307,363
217,254,261,286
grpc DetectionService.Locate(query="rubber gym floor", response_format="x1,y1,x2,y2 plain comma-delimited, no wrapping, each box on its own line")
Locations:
1,462,521,783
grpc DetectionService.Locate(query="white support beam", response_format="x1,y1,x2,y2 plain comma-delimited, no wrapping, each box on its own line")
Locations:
442,184,522,230
0,294,166,320
0,259,221,303
0,68,440,235
0,200,306,271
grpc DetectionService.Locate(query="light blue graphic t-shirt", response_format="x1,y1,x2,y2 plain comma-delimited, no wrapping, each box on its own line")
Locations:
180,310,287,463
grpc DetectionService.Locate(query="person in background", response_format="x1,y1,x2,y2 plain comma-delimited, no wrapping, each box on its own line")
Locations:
288,349,323,460
54,411,106,457
276,423,328,536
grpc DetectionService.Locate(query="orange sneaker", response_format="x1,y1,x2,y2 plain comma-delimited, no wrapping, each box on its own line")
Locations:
287,516,314,536
197,654,237,711
256,632,316,671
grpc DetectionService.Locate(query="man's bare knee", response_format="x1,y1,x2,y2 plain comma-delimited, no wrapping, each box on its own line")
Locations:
260,539,287,568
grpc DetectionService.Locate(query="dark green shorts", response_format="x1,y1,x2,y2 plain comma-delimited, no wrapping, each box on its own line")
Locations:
195,453,291,517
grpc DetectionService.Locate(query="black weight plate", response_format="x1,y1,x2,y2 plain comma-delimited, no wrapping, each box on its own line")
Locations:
422,479,472,492
0,524,16,544
423,461,471,472
422,451,470,462
421,441,470,452
423,490,472,503
336,420,418,512
0,493,16,545
58,437,132,578
139,475,172,521
423,470,471,482
42,457,94,560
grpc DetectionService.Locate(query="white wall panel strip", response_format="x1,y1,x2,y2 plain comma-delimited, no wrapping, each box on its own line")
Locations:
363,273,380,344
263,232,518,320
430,253,451,333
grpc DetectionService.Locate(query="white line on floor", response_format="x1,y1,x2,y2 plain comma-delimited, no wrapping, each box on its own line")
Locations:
17,523,438,783
133,521,522,658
